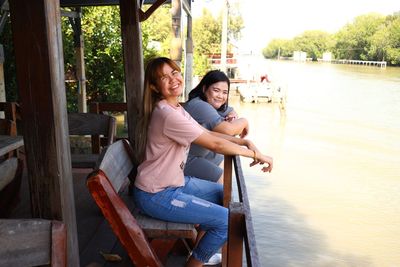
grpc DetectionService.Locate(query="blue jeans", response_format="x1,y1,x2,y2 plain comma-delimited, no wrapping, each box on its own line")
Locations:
133,176,228,263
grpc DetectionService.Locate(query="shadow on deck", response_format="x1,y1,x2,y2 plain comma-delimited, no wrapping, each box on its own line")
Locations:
9,167,188,267
8,153,257,267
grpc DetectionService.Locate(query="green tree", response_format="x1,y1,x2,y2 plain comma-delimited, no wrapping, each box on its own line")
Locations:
192,8,243,75
293,30,334,60
334,13,385,60
262,39,293,59
62,6,124,111
193,9,221,72
370,13,400,64
141,4,171,59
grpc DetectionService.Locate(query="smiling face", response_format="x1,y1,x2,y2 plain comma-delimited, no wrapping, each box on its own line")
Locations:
156,63,184,104
203,81,229,109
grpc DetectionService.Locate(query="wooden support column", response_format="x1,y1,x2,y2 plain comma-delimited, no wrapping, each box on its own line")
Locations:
220,0,228,74
120,0,144,163
0,44,5,118
170,0,182,66
71,7,87,113
184,8,193,100
8,1,79,266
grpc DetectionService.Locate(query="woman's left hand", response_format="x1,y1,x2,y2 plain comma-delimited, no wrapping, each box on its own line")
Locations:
250,154,273,173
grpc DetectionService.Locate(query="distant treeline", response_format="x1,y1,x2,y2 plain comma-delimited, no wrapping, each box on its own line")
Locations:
262,12,400,66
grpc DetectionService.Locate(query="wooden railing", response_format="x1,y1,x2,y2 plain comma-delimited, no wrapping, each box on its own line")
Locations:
223,155,261,267
89,102,127,150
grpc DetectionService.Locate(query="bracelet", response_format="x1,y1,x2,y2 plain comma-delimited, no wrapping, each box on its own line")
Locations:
252,150,257,161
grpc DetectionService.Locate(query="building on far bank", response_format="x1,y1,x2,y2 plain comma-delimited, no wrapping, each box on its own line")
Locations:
293,51,307,62
208,52,238,78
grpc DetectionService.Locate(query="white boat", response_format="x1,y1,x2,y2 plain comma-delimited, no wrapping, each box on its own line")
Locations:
238,81,273,103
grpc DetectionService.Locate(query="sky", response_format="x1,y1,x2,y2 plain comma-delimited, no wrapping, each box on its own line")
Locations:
191,0,399,54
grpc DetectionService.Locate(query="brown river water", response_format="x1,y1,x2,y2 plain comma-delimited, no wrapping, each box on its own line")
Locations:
231,58,400,267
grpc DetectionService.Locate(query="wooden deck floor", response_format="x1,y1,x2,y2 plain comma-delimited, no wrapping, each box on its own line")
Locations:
9,166,188,267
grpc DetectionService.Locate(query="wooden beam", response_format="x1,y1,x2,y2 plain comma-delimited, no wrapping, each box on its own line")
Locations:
60,0,171,7
8,1,79,266
170,0,182,63
181,0,191,16
139,0,167,22
120,0,144,164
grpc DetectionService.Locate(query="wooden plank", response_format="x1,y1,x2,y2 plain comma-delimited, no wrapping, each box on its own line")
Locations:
0,158,23,217
89,102,127,113
233,156,261,267
170,0,182,62
52,221,67,267
0,135,23,157
8,1,79,266
60,0,169,7
0,102,18,122
0,157,18,190
223,155,233,207
71,154,99,169
0,219,52,266
68,113,113,136
97,140,133,192
68,113,116,163
79,215,120,267
227,203,244,267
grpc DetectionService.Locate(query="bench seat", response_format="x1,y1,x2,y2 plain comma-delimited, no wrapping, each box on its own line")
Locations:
87,139,197,266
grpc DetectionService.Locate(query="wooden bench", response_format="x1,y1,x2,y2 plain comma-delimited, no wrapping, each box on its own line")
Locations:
0,219,66,267
0,102,23,159
0,102,20,124
0,157,23,217
68,112,116,169
86,139,197,266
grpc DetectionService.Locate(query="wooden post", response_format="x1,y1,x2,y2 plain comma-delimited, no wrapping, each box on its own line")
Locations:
170,0,182,66
227,203,244,267
220,0,228,74
8,1,80,266
120,0,144,163
72,7,87,113
184,8,193,100
0,44,5,118
222,155,233,267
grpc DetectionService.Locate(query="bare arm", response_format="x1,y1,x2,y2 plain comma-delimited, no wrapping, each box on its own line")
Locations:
212,118,249,138
193,129,273,172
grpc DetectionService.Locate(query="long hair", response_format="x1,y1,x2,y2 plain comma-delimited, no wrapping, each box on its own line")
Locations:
188,70,230,112
137,57,181,162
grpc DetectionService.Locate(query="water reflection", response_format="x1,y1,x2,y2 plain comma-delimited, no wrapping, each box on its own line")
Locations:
252,196,373,267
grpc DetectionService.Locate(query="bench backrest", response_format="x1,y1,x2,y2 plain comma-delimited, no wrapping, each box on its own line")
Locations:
0,219,66,267
87,139,162,267
68,113,117,168
68,112,116,150
0,119,17,136
97,138,135,191
0,157,24,217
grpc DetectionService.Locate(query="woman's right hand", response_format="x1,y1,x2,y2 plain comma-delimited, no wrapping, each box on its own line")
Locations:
225,110,238,122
